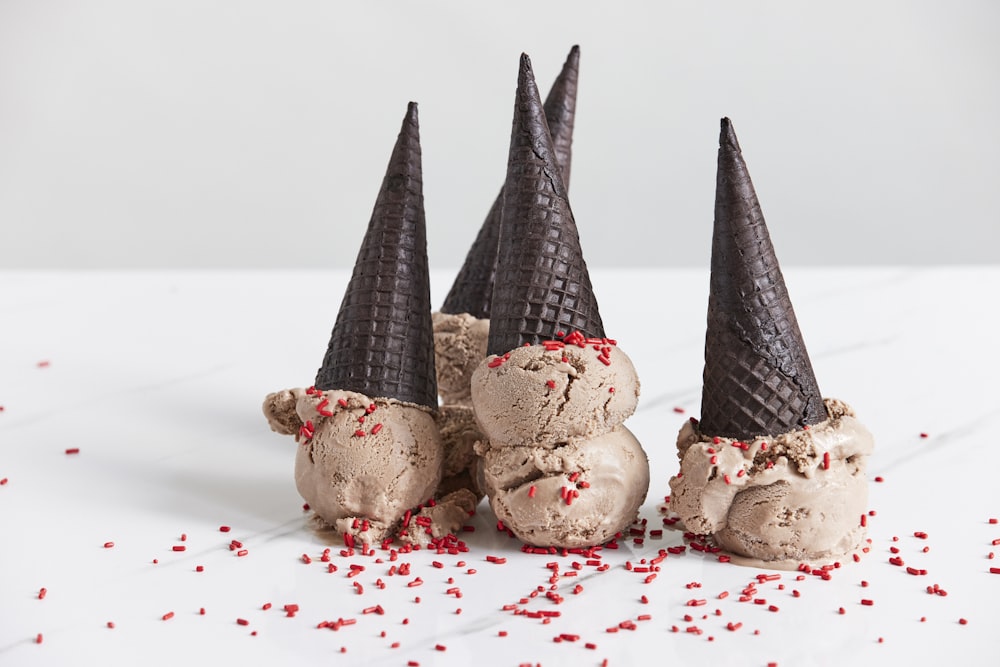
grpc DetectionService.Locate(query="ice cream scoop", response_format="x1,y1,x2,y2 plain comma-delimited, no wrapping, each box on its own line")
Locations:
264,388,441,544
471,338,639,448
670,399,873,566
668,119,874,566
432,312,490,407
479,425,648,548
473,334,647,547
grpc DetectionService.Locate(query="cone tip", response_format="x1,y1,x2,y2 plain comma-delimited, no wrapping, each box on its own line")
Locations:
719,117,740,152
519,52,533,74
406,101,419,122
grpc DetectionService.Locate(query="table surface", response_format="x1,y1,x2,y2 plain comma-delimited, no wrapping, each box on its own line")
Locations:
2,267,999,666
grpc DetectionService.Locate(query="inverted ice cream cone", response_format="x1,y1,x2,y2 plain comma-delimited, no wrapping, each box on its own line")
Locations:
434,47,584,500
264,103,444,546
699,117,826,440
316,101,438,410
542,44,580,189
472,54,647,548
487,53,604,357
669,119,874,567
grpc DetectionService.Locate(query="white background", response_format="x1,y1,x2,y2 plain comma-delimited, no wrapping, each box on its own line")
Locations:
1,0,998,269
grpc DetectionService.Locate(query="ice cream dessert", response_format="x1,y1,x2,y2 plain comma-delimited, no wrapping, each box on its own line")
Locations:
263,103,445,546
668,118,875,567
433,46,581,499
470,54,649,548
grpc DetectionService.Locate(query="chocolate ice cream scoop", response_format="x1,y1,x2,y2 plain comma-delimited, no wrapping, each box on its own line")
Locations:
670,399,873,566
265,389,442,545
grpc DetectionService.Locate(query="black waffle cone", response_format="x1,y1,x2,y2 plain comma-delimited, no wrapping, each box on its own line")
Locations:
487,53,604,357
315,102,438,409
699,118,826,439
441,46,581,319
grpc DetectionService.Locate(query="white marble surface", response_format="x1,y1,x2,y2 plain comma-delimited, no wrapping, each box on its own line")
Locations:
2,268,999,666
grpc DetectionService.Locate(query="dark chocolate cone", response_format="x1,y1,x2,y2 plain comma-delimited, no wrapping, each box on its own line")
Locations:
699,118,826,439
441,46,581,319
487,53,604,356
438,194,502,319
542,44,580,189
315,102,438,409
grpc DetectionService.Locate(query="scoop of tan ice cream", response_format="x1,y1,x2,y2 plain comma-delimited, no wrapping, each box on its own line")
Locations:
470,342,639,448
264,388,442,545
434,405,485,499
432,312,489,406
477,426,648,547
668,399,874,567
471,341,649,547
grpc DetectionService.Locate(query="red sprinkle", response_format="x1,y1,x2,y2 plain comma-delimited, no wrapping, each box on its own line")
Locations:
38,588,47,600
861,599,874,606
219,525,231,533
528,485,537,498
65,448,80,455
237,618,249,626
823,451,830,470
103,542,115,549
162,611,175,621
36,633,43,644
172,546,186,552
